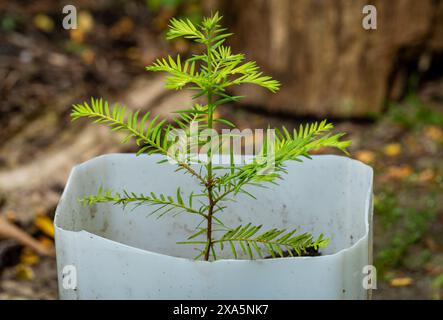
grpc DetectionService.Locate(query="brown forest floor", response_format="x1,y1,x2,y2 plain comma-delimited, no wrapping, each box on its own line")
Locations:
0,1,442,299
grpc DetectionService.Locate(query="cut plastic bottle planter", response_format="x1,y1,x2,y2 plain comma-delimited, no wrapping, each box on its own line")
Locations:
55,154,373,299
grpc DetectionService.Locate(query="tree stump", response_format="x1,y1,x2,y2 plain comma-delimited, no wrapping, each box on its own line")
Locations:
215,0,443,117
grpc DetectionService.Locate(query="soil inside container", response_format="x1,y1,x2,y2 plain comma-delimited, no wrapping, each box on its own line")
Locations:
264,247,321,259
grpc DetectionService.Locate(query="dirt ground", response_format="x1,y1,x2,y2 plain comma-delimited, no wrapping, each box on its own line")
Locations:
0,1,442,299
1,99,442,299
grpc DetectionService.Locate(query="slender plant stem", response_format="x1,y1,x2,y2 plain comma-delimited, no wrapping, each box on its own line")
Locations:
204,31,215,261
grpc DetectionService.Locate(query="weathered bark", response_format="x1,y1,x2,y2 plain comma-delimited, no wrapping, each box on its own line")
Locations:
215,0,443,117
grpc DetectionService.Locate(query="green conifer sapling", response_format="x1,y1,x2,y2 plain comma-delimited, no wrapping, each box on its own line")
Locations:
71,13,351,261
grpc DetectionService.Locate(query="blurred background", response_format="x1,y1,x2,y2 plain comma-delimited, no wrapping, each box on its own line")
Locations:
0,0,442,299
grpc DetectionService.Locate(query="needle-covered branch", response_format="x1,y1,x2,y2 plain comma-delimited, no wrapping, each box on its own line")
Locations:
179,223,329,259
72,98,170,155
81,187,207,219
146,12,280,96
72,98,210,186
217,120,351,192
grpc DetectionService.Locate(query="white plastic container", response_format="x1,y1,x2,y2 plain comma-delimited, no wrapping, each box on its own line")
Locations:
55,154,373,299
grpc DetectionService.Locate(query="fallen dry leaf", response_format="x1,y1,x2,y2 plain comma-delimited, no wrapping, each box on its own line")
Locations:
355,150,375,164
111,17,135,38
15,264,34,280
78,11,94,33
424,125,443,143
33,14,54,33
390,277,413,287
383,143,402,157
384,165,413,180
69,29,84,43
81,49,95,65
418,168,435,184
34,215,55,238
20,248,40,266
69,11,95,43
37,236,54,250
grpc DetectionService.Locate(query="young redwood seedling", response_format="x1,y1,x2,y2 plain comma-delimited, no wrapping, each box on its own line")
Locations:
71,13,351,261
